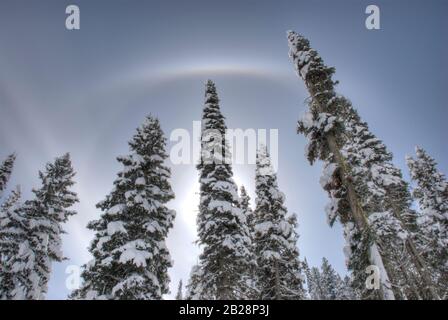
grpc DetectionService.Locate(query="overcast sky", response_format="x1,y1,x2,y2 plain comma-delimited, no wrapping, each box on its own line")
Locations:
0,0,446,299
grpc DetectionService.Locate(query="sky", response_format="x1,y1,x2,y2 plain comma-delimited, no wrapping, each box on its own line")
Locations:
0,0,446,299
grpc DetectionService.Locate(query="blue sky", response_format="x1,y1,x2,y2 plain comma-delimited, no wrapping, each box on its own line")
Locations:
0,0,446,299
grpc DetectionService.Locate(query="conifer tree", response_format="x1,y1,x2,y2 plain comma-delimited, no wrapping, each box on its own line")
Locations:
287,30,438,299
0,186,34,300
175,280,183,300
239,186,254,235
304,258,356,300
302,258,313,299
72,116,175,300
253,145,305,300
304,263,324,300
239,185,258,299
284,213,306,298
340,275,358,300
407,146,448,295
0,154,16,197
319,259,358,300
185,264,209,300
319,258,341,300
195,80,254,299
335,100,423,299
22,153,79,299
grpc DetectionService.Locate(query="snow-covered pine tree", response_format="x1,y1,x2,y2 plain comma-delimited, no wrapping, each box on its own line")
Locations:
175,280,183,300
287,31,385,299
21,153,78,299
253,145,305,300
304,263,324,300
407,147,448,221
72,116,175,300
407,146,448,296
284,213,306,298
195,80,254,300
339,275,358,300
319,258,342,300
0,154,16,198
0,186,34,300
337,99,424,300
238,185,258,299
302,258,312,299
184,264,209,300
287,30,438,300
304,258,356,300
239,186,254,236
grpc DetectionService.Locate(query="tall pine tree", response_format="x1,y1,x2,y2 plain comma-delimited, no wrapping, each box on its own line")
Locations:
72,116,175,300
238,185,258,299
303,261,324,300
20,153,79,299
319,257,343,300
407,146,448,296
303,258,357,300
0,186,34,300
195,80,254,299
284,213,306,298
253,145,305,300
337,99,422,300
287,30,438,299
